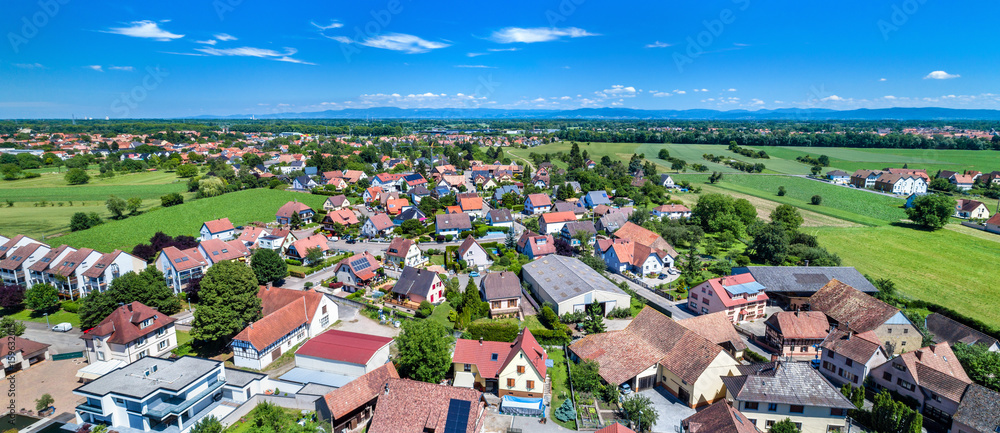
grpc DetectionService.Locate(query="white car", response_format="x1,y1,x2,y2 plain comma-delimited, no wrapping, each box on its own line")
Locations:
51,322,73,332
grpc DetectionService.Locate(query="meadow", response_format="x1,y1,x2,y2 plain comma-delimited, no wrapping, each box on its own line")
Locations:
0,169,190,239
51,189,326,252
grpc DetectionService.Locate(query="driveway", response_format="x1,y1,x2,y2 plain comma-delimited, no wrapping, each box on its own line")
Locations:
21,322,85,355
636,387,694,433
10,357,87,419
606,274,692,320
279,265,338,291
333,310,401,338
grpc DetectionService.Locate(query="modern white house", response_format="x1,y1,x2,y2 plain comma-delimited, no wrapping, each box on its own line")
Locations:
74,356,266,433
81,250,147,294
199,218,236,242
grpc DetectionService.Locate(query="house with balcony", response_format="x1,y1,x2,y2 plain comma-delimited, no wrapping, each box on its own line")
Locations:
28,244,75,288
197,239,251,266
44,247,104,300
523,193,552,215
82,250,146,294
0,242,48,287
435,212,473,237
275,201,315,224
333,252,382,292
480,272,521,318
81,302,177,364
561,221,597,249
74,356,265,433
808,279,922,356
722,362,855,433
156,246,209,294
0,234,41,260
688,274,769,324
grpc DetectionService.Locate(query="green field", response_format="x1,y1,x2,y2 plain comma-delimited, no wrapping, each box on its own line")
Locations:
675,174,907,226
0,170,191,239
52,189,326,252
811,225,1000,328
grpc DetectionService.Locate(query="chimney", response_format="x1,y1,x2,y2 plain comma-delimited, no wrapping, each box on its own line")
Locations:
479,337,483,346
794,310,799,317
846,331,852,340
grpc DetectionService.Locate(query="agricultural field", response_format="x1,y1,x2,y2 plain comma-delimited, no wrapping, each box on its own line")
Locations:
810,225,1000,329
51,189,326,252
0,169,191,239
745,146,1000,174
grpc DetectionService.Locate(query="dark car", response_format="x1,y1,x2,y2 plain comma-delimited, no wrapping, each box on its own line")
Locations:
346,238,357,244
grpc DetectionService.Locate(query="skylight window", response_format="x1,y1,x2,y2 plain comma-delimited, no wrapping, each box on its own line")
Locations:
491,353,498,361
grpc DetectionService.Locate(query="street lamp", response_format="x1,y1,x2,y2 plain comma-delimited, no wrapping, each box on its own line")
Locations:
44,312,50,328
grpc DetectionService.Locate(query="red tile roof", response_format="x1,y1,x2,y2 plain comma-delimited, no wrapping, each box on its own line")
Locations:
386,238,414,258
161,246,208,272
613,222,676,255
276,201,313,219
386,198,409,215
459,197,483,211
232,297,308,351
288,234,329,258
324,209,360,225
809,279,898,333
48,247,96,277
0,243,43,271
501,328,547,378
457,236,486,258
368,378,484,433
28,245,72,272
516,231,555,257
81,302,176,345
335,251,381,281
367,213,395,231
259,285,325,322
677,312,748,353
897,342,971,403
526,193,552,207
596,423,637,433
322,363,400,420
200,239,251,263
202,217,235,234
540,211,577,225
0,336,49,359
81,250,128,279
570,307,729,385
682,401,760,433
237,226,266,245
296,330,393,365
453,339,514,378
764,311,830,340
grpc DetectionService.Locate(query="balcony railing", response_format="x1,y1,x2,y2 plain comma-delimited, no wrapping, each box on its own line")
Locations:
145,378,226,419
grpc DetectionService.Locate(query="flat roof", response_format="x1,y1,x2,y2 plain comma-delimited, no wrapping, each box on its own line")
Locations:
279,367,359,388
522,255,626,301
75,356,221,400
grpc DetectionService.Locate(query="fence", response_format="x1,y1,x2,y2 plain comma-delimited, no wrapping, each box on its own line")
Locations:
52,351,84,361
961,221,987,230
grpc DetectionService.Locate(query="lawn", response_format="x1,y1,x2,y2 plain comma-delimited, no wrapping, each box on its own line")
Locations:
52,189,327,252
8,308,81,328
810,224,1000,329
429,301,454,329
745,146,1000,174
547,348,577,430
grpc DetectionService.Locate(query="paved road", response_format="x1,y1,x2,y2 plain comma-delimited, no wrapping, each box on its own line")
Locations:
606,273,693,320
22,321,85,355
279,265,338,290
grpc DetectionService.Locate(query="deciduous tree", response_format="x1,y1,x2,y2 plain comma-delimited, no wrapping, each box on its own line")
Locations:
251,248,288,285
24,283,59,313
395,319,452,383
905,194,956,230
191,261,262,348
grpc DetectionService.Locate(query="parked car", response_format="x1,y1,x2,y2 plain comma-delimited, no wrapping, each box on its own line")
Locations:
328,236,340,241
346,238,357,244
469,271,480,277
52,322,73,332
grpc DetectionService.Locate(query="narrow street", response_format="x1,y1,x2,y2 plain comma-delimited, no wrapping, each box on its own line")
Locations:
605,273,693,320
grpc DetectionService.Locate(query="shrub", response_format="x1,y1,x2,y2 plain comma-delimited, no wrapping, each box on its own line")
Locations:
61,301,80,313
160,193,184,207
810,195,823,205
465,321,519,342
777,186,786,196
742,350,768,363
285,259,302,266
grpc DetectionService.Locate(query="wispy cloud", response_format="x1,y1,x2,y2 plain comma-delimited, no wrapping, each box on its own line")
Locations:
489,27,597,44
652,91,672,97
86,65,103,72
104,20,184,41
598,85,637,98
466,52,488,57
108,66,135,71
13,63,44,69
487,47,520,52
329,33,450,54
645,41,671,48
924,70,959,80
196,39,217,45
455,65,496,69
215,33,237,41
311,21,343,31
193,46,315,65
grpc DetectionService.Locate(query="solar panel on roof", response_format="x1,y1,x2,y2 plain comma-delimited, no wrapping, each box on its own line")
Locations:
443,399,471,433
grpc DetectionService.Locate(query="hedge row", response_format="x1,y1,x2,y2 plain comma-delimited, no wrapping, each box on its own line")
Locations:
464,321,520,342
532,328,572,346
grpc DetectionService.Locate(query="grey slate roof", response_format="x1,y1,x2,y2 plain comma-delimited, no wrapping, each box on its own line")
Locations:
952,384,1000,433
523,255,625,301
391,266,439,298
742,266,877,294
480,272,521,300
487,209,513,224
224,368,266,387
926,313,1000,349
722,362,854,409
76,356,221,399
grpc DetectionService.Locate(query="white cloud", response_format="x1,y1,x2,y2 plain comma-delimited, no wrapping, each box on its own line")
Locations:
652,91,672,97
560,96,572,100
751,99,765,106
531,97,547,103
13,63,44,69
330,33,449,54
673,89,686,94
924,70,960,80
883,95,896,100
455,65,496,68
645,41,671,48
104,20,184,41
215,33,236,41
108,66,135,71
310,21,342,31
489,27,597,44
879,78,887,82
726,88,737,92
487,47,520,52
599,85,637,98
352,92,487,109
86,65,103,72
194,46,315,65
196,39,217,45
821,95,846,101
466,52,487,57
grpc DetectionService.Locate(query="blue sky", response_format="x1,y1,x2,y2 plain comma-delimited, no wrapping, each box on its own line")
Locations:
1,0,997,118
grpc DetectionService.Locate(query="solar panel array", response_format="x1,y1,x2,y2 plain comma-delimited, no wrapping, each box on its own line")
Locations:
351,258,371,271
443,399,471,433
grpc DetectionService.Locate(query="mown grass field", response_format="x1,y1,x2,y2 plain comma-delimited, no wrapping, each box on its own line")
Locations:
0,170,191,239
52,189,326,252
810,225,1000,328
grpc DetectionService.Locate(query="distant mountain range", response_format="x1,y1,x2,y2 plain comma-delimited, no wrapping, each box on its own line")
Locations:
184,107,1000,121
